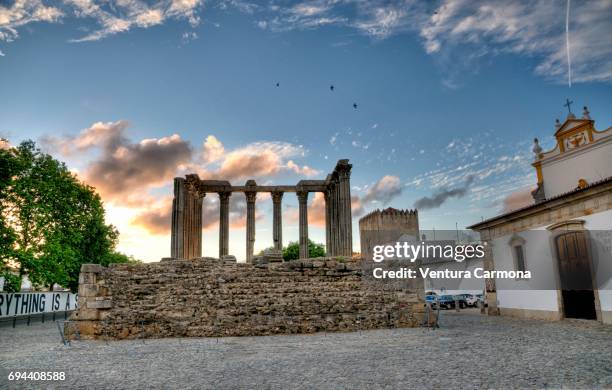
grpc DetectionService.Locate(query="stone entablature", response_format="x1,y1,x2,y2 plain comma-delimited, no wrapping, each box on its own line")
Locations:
171,159,353,261
66,258,424,340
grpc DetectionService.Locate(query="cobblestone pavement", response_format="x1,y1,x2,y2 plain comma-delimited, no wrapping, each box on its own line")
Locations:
1,310,611,389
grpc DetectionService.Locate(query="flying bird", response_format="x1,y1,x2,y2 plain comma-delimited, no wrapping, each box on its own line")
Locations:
276,82,280,87
353,103,358,109
330,85,334,91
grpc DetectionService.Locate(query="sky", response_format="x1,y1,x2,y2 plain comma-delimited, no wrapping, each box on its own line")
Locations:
1,0,611,262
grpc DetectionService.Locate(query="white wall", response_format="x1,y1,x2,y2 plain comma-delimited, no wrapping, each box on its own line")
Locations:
491,230,559,311
490,210,612,314
582,210,612,312
542,139,612,198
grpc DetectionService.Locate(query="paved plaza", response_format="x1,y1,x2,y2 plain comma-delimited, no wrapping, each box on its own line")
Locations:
1,311,611,389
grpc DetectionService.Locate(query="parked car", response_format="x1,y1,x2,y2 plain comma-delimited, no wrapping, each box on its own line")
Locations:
437,295,456,309
452,295,468,309
465,294,479,307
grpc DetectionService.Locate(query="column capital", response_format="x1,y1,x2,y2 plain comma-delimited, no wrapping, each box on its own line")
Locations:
245,191,257,203
296,190,309,202
185,174,206,198
271,191,284,203
335,160,352,179
218,191,231,201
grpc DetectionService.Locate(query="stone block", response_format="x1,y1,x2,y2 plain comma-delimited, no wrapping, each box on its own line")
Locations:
221,255,237,263
263,249,283,263
81,264,104,273
87,300,113,309
78,283,99,297
78,272,96,284
73,308,100,320
75,320,98,337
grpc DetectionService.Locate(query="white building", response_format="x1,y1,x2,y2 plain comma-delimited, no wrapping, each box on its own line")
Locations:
469,106,612,324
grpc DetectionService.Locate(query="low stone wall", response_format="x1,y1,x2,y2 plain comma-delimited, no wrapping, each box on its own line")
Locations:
66,258,424,340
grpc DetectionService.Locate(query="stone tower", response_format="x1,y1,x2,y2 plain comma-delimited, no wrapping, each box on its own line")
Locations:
359,208,419,261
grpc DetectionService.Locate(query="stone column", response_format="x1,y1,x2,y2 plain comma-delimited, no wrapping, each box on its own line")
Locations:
184,187,204,260
336,160,353,257
218,192,231,257
297,190,309,259
171,178,185,259
245,190,257,263
192,194,203,259
324,190,331,256
171,177,204,260
332,176,340,256
272,191,283,250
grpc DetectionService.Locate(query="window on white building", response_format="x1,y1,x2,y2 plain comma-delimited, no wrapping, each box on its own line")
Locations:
509,235,528,275
514,245,526,272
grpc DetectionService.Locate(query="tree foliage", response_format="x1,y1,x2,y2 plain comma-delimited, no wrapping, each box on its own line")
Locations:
282,239,326,261
0,140,135,292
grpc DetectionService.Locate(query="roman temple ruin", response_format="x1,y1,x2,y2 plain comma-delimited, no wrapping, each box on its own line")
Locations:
170,159,354,261
65,158,426,340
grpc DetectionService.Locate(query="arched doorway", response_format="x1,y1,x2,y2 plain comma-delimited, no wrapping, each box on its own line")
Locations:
554,230,597,320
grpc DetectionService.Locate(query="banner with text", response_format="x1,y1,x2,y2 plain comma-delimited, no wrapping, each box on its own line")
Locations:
0,292,78,318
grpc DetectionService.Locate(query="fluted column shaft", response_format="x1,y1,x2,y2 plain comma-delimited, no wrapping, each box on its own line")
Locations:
171,178,185,259
324,190,331,256
332,178,340,256
297,190,309,259
337,162,353,256
171,178,204,259
245,191,257,263
272,191,283,250
219,192,231,257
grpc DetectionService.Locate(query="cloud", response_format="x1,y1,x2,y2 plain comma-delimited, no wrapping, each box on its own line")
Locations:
351,195,364,217
181,31,198,44
202,135,224,163
413,175,475,210
502,187,534,213
329,132,339,146
0,137,10,149
130,197,174,235
2,1,610,83
420,0,612,83
362,175,402,205
252,0,611,84
307,192,326,227
43,121,319,207
0,0,63,42
43,120,129,155
130,192,263,235
215,141,316,181
287,160,319,176
44,120,193,205
65,0,202,42
353,4,409,39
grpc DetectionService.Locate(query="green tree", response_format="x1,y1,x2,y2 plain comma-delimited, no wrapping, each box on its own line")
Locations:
0,140,136,292
282,239,326,261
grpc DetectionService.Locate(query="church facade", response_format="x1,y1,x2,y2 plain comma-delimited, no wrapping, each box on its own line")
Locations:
469,106,612,324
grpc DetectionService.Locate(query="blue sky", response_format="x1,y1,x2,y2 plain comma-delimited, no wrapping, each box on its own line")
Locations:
1,0,611,261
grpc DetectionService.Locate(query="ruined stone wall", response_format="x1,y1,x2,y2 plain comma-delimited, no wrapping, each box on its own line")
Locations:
359,208,420,261
67,258,424,340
